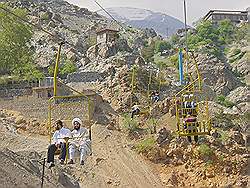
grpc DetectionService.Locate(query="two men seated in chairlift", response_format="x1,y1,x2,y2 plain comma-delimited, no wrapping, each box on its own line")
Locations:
47,118,91,168
182,94,199,143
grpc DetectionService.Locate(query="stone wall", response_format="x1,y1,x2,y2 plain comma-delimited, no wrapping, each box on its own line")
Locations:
0,88,32,99
66,71,104,83
0,81,38,99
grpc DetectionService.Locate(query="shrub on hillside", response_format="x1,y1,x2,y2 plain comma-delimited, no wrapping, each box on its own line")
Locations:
122,113,139,133
197,144,214,157
155,40,172,54
135,137,156,153
216,95,235,108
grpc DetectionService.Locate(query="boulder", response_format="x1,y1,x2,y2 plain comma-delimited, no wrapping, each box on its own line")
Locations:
226,86,250,104
58,172,80,188
191,56,243,95
115,38,132,52
14,116,26,125
229,131,245,145
231,55,249,76
156,127,172,146
236,102,250,114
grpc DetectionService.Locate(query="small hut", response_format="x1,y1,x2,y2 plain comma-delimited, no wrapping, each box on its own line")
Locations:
96,28,119,44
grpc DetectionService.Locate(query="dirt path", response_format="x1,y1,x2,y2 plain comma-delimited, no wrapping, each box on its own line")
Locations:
74,124,164,188
0,117,164,188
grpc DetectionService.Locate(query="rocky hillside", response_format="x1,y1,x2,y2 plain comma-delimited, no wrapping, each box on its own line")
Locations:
97,7,185,37
0,0,145,70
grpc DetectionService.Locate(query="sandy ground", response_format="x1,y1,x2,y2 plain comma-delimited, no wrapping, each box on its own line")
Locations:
0,116,164,188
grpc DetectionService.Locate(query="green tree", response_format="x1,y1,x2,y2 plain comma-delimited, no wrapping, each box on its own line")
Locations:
60,59,77,79
48,55,77,79
0,5,43,80
217,19,236,44
141,41,155,63
187,20,223,58
170,34,180,46
155,40,172,54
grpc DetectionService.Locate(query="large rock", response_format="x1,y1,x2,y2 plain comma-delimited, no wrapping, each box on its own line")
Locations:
191,56,243,95
14,116,26,125
115,38,132,52
58,172,80,188
231,55,249,76
156,127,172,146
236,102,250,114
201,84,217,101
87,43,116,59
229,131,245,145
226,86,250,104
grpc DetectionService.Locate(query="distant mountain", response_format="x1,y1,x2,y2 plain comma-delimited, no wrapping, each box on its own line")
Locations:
97,7,185,37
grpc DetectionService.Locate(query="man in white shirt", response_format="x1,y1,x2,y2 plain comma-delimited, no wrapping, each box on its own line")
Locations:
47,120,71,168
131,103,141,119
68,118,91,165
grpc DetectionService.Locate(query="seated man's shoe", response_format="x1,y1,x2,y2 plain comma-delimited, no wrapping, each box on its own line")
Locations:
80,160,84,165
48,162,55,169
68,159,74,164
59,160,64,165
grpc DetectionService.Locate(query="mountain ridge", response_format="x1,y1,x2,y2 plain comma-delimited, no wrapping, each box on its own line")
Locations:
97,7,185,37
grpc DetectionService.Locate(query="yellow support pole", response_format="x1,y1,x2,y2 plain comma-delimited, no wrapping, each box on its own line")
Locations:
54,42,64,96
131,65,136,95
174,96,180,132
205,99,211,132
147,70,152,104
130,65,137,106
158,64,162,92
48,101,52,144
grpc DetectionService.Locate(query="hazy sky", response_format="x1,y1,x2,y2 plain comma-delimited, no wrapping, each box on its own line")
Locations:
67,0,249,25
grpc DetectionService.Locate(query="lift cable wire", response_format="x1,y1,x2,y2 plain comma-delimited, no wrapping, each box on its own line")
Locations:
94,0,124,30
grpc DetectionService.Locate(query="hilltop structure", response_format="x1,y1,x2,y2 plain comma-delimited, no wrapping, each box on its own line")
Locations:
96,28,119,44
203,10,248,24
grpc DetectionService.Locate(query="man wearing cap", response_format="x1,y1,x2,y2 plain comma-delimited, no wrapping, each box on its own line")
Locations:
68,118,91,165
47,120,72,168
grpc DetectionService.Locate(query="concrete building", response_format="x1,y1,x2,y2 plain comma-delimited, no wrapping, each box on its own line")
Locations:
32,77,71,98
96,28,119,44
204,10,248,24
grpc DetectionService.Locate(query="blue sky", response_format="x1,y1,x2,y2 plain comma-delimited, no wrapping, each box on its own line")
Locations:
67,0,249,24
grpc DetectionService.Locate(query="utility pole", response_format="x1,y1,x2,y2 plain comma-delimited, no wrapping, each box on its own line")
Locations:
183,0,189,80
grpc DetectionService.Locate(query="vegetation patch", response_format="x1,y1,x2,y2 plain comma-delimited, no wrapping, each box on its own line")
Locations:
122,113,140,133
0,5,44,81
216,95,235,108
218,130,230,143
48,55,77,79
135,137,156,154
197,144,214,157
